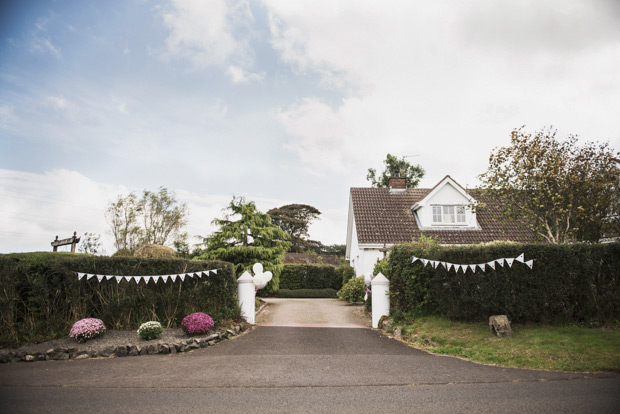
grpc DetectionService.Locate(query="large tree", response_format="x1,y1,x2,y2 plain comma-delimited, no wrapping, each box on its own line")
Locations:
196,196,290,293
366,153,425,188
106,187,189,252
267,204,321,253
479,127,619,243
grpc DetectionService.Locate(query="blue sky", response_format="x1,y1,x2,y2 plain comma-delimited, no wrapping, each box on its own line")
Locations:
1,0,619,253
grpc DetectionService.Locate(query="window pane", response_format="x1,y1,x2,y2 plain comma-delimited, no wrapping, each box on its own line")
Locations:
443,206,455,223
457,206,466,223
433,206,442,222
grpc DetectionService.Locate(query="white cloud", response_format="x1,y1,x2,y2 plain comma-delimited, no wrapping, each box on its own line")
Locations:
161,0,255,72
265,0,620,185
46,95,69,111
0,105,17,123
226,65,264,83
29,17,62,59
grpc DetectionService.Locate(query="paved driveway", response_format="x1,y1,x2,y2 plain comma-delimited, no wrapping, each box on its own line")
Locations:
0,299,618,413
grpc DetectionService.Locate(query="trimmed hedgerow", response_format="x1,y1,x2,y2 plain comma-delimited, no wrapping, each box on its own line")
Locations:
386,242,620,324
278,264,343,291
0,252,239,347
276,288,338,298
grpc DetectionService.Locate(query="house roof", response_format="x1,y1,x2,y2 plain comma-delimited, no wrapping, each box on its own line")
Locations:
350,186,537,245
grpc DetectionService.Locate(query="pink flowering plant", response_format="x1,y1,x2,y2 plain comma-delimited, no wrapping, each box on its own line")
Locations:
69,318,106,343
181,312,214,335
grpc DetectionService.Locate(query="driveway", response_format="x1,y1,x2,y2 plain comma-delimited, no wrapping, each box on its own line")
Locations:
0,299,618,413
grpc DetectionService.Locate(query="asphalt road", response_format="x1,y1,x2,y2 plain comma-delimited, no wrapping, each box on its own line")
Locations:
0,299,618,413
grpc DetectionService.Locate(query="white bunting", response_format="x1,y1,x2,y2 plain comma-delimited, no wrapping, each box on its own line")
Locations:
506,258,515,267
133,276,140,284
477,264,486,272
75,268,220,284
170,274,177,282
106,275,114,280
432,261,439,269
440,262,447,269
86,274,95,280
213,269,218,274
153,276,160,283
412,257,419,263
420,259,427,266
185,273,194,279
487,261,496,270
161,275,169,283
525,260,534,269
459,265,466,273
496,258,505,267
194,273,201,278
124,276,132,282
97,275,104,282
180,274,186,281
143,276,151,284
515,253,525,263
115,276,122,283
446,263,453,271
76,272,86,280
469,264,477,273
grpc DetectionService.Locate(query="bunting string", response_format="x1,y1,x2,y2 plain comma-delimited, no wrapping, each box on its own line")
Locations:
411,253,534,273
75,269,219,284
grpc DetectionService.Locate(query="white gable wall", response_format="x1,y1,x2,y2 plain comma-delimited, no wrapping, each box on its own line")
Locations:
416,182,478,229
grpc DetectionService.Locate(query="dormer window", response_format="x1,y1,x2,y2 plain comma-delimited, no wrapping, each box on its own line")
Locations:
432,205,466,224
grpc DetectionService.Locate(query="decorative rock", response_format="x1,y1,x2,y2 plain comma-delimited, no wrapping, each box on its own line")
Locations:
145,345,157,355
169,345,177,354
127,345,139,357
489,315,513,338
234,325,241,334
0,352,11,363
74,353,90,360
378,315,392,331
207,340,216,346
239,322,247,332
115,346,128,357
226,329,235,336
24,355,36,362
101,347,116,358
204,333,219,342
197,339,207,348
88,350,99,358
158,344,170,354
393,327,402,340
55,353,69,361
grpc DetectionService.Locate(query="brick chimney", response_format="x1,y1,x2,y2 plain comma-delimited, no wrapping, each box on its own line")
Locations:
388,175,406,193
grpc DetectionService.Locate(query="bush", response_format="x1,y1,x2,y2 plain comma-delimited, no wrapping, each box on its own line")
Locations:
69,318,106,343
181,312,214,335
338,263,356,285
387,242,620,324
0,253,239,347
137,321,164,340
134,244,177,259
279,264,343,291
276,288,338,298
338,277,366,303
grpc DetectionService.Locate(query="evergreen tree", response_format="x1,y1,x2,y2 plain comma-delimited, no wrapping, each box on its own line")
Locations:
366,153,425,188
267,204,321,253
196,196,290,294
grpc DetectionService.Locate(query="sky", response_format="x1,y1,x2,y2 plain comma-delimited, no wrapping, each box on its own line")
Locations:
1,0,619,254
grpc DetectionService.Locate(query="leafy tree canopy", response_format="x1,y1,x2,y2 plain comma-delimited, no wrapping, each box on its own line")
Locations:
105,187,188,252
366,153,425,188
196,196,290,293
267,204,321,253
479,127,619,243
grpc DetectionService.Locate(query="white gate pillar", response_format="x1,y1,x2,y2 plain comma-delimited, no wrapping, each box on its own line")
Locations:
371,273,390,328
237,271,255,324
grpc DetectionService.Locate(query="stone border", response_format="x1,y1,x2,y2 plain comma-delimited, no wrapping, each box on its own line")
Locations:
0,323,250,364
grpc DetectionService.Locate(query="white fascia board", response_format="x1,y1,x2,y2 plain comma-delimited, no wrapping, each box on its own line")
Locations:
358,243,396,249
345,194,354,259
414,176,476,210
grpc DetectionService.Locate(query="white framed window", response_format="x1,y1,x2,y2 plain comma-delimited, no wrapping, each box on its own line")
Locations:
432,205,466,224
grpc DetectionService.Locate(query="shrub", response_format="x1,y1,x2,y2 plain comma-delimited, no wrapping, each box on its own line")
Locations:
181,312,214,335
279,264,343,291
137,321,164,340
134,244,176,259
69,318,106,343
338,264,356,285
276,288,338,298
338,277,366,303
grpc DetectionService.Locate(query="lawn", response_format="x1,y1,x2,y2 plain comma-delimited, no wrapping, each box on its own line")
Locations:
395,316,620,372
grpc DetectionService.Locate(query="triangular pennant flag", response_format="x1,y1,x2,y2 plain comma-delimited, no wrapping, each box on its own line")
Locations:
180,274,186,281
97,275,104,282
448,263,454,271
467,264,475,273
185,273,194,278
77,272,86,280
153,276,161,283
170,274,177,282
421,259,428,266
106,275,114,280
487,261,496,270
525,260,534,269
115,276,122,283
87,274,95,280
440,262,447,269
515,253,525,263
432,261,439,269
506,258,515,267
212,269,218,274
162,275,169,283
496,258,505,267
457,265,464,273
124,276,132,282
144,276,152,284
133,276,140,284
194,272,201,278
477,264,486,272
412,256,419,263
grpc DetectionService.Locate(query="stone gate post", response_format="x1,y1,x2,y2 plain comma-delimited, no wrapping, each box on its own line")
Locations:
237,271,255,324
371,273,390,328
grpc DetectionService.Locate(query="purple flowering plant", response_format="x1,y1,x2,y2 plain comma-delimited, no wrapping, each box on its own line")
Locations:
69,318,106,343
181,312,214,335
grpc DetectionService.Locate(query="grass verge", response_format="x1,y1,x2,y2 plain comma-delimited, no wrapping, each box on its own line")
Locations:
395,316,620,372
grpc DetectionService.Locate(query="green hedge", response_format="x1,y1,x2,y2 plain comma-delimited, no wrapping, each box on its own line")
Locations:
386,242,620,324
0,252,239,347
276,289,338,298
279,264,343,291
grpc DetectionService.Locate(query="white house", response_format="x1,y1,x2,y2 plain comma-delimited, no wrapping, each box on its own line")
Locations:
345,175,535,279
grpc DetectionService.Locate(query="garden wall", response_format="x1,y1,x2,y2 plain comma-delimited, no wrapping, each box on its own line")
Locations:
386,242,620,324
0,252,239,347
